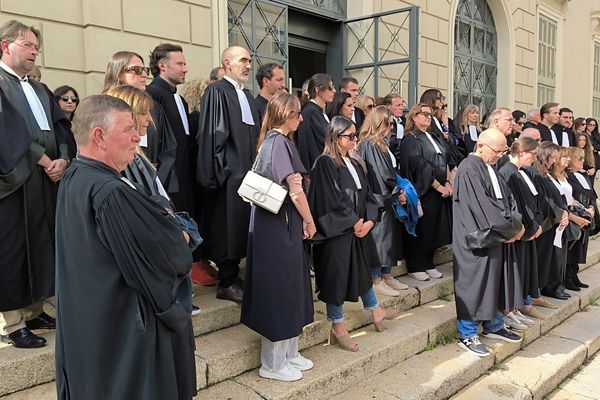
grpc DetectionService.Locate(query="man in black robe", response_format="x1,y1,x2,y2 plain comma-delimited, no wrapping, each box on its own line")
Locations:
537,102,562,145
339,77,365,130
0,20,70,348
55,95,196,400
487,107,514,169
255,62,285,125
551,107,576,147
381,92,405,163
453,128,525,357
196,45,260,303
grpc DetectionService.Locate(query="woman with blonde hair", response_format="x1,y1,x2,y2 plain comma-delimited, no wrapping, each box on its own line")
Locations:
455,104,480,153
357,106,408,296
356,95,375,118
241,93,316,381
399,103,452,282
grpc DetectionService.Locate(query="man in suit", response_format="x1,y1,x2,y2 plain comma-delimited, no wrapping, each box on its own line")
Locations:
552,107,576,147
536,102,562,146
196,46,260,303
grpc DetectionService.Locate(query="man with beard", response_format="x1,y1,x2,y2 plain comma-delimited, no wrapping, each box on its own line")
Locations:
196,46,260,303
552,107,576,147
453,128,525,357
255,62,285,124
537,102,562,146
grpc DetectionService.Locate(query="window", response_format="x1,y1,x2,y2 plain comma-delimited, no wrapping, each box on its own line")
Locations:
594,42,600,119
537,14,557,106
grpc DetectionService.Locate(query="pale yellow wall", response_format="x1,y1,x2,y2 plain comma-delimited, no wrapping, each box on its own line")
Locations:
0,0,216,97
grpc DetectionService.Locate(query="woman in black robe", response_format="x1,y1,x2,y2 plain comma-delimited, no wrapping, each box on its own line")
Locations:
454,104,481,154
296,73,335,172
357,106,408,297
309,116,396,352
565,147,595,290
241,93,316,382
398,103,453,281
499,137,545,324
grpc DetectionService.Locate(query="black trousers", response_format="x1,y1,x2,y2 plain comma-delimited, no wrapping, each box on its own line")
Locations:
218,258,241,288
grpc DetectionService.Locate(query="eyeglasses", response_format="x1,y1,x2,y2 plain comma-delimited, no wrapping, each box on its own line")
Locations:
338,132,358,141
12,41,42,54
435,95,446,101
515,121,525,126
418,111,433,118
122,66,150,76
60,96,79,103
289,110,302,119
366,104,374,109
483,143,508,154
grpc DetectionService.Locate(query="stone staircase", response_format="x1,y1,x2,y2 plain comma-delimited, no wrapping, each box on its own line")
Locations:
2,240,600,400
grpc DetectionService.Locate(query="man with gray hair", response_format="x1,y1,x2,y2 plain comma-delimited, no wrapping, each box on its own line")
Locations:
0,19,71,348
524,108,541,129
55,95,196,399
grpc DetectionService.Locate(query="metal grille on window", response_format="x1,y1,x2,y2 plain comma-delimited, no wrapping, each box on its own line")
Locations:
453,0,497,118
537,14,557,107
343,7,419,105
228,0,288,94
593,42,600,119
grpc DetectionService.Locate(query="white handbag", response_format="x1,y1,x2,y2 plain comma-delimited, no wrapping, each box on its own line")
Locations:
238,170,288,214
237,133,288,214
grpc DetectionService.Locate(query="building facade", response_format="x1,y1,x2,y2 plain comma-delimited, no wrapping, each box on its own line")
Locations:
1,0,599,118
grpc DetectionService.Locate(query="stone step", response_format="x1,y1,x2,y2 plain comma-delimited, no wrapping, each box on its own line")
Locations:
2,240,599,399
548,351,600,400
451,303,600,400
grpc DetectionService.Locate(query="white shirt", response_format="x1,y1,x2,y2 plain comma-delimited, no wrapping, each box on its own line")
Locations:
424,132,442,154
486,164,503,200
223,75,254,125
396,118,404,139
0,61,50,131
387,147,397,168
574,172,591,190
433,116,444,133
549,128,559,145
342,156,362,189
468,125,478,141
173,93,190,135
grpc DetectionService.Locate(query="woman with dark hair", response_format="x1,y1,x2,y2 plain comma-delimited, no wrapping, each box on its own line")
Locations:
586,117,600,170
297,73,335,171
565,147,595,290
454,104,480,153
511,110,526,142
573,117,587,134
399,103,452,281
357,106,408,296
309,116,396,352
419,89,465,168
53,85,79,121
499,137,544,325
326,91,354,120
575,132,596,174
241,93,316,382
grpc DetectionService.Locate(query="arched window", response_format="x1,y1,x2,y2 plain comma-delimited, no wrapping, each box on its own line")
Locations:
453,0,497,118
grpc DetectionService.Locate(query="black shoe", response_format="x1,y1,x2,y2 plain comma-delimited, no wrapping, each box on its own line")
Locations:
216,283,243,304
25,312,56,330
0,327,47,348
565,282,581,291
573,276,589,288
457,336,490,357
482,327,522,343
548,292,570,300
563,291,572,298
191,305,201,316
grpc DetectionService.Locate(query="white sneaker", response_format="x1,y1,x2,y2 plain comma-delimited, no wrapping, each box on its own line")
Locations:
191,305,201,316
373,280,400,297
425,268,443,279
384,276,409,290
287,354,314,371
514,310,535,326
408,272,430,281
505,312,527,331
259,364,303,381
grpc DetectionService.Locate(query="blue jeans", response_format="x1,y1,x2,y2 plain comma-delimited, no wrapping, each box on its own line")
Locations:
524,294,532,306
326,288,378,323
371,265,392,279
456,311,504,339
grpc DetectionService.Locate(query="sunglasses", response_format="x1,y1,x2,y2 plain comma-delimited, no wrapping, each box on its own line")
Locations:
418,111,433,117
60,96,79,103
366,104,374,109
338,132,358,141
122,66,150,76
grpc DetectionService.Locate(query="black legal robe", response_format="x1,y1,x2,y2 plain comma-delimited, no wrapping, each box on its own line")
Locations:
388,115,406,164
147,76,195,214
297,101,329,171
398,131,452,269
591,131,600,169
537,123,563,146
552,124,576,147
255,93,268,126
308,155,379,305
357,139,403,267
499,162,541,298
354,106,365,131
429,116,466,168
196,78,259,262
143,102,179,194
566,171,594,263
0,70,68,311
55,157,195,400
453,155,523,321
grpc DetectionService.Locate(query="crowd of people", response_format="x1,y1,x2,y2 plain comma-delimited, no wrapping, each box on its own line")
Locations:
1,18,600,399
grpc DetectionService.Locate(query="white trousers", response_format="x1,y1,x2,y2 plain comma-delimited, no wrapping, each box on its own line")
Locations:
260,336,299,371
0,301,44,335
